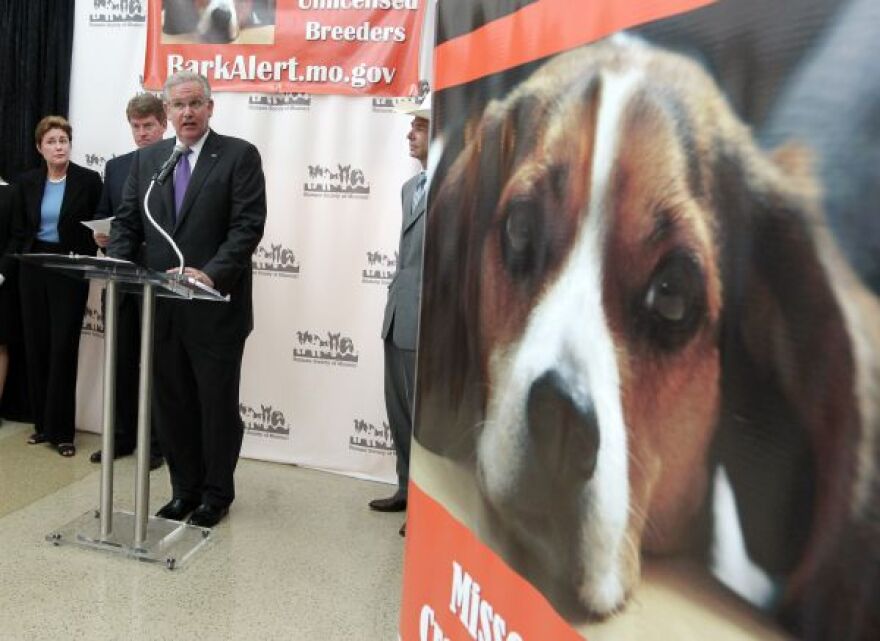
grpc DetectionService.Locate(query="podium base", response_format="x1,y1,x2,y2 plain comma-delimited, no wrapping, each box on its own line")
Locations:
46,509,213,570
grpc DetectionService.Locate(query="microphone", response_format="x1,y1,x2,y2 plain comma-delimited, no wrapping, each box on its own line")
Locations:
154,143,188,185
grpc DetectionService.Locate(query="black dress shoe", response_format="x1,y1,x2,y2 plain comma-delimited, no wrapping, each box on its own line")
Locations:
369,493,407,512
155,498,199,521
89,447,135,464
187,504,229,528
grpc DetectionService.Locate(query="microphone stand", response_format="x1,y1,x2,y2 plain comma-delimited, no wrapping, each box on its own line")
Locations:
127,171,187,546
144,175,185,275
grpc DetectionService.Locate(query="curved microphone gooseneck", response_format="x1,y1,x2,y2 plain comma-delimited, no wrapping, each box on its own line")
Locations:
144,143,187,274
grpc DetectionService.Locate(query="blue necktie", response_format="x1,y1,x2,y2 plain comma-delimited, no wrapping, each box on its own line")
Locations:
173,149,192,221
411,172,426,215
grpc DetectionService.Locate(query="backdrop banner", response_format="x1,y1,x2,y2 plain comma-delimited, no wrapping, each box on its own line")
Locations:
70,0,425,485
401,0,880,639
143,0,425,95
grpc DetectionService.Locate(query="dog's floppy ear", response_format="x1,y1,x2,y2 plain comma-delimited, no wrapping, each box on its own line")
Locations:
712,136,868,617
415,102,516,461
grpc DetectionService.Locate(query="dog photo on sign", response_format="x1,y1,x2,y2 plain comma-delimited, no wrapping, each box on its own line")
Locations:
162,0,276,45
416,2,880,638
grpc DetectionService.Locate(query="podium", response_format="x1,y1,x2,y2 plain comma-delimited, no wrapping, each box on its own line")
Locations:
17,253,228,570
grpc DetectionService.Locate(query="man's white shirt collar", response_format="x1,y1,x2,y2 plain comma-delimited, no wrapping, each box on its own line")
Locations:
177,129,210,169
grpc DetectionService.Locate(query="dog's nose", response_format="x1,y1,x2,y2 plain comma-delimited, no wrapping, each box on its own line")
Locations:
527,370,600,485
201,7,234,43
211,7,232,31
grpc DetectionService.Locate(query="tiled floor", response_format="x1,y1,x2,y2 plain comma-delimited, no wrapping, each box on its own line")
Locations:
0,421,404,640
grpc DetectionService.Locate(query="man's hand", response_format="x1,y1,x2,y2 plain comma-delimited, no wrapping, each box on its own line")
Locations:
94,232,111,248
169,266,214,288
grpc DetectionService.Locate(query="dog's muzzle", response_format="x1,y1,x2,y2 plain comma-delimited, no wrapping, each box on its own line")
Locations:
484,367,605,616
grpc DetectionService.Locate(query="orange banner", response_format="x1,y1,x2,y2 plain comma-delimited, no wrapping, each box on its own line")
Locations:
143,0,425,95
400,483,583,641
434,0,715,90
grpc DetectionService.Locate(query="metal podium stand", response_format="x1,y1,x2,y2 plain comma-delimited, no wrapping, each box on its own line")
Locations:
17,253,229,570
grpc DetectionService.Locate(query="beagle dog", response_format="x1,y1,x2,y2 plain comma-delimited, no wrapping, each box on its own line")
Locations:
163,0,274,43
417,36,880,639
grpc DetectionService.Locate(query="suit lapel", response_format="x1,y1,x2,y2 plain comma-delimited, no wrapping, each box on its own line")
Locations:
58,165,83,224
25,171,45,231
174,131,220,232
149,141,177,232
402,174,426,234
159,177,176,231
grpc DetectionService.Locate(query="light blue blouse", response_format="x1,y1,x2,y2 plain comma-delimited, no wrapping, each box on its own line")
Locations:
38,178,65,243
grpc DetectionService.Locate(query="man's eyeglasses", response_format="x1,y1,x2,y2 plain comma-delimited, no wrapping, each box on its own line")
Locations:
168,99,207,112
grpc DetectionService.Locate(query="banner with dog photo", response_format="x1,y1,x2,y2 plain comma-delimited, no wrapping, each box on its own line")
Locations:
144,0,425,95
401,0,880,639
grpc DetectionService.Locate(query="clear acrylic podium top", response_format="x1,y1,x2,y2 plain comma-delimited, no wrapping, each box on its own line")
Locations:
16,253,229,302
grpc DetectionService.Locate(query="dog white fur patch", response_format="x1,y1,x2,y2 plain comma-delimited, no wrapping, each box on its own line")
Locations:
478,68,643,615
711,467,778,607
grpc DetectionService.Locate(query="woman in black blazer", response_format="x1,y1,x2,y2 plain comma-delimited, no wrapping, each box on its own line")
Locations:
0,177,18,407
12,116,101,456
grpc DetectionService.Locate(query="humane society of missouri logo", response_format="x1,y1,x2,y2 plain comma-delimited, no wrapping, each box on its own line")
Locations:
293,330,358,367
82,301,104,337
349,418,395,456
90,0,146,25
253,242,300,278
304,164,370,199
240,402,291,440
362,250,397,285
84,152,113,180
372,97,414,113
248,93,311,111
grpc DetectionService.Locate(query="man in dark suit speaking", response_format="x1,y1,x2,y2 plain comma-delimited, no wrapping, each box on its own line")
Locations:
90,92,167,471
109,71,267,528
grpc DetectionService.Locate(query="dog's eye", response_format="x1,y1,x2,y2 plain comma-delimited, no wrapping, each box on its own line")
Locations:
640,252,706,350
646,279,686,321
502,201,540,277
506,206,532,252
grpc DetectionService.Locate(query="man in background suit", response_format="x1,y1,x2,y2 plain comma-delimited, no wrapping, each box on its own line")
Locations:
109,71,266,528
90,93,167,470
369,95,431,537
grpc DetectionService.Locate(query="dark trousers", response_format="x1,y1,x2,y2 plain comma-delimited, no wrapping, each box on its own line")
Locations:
105,291,161,456
19,252,88,444
384,336,416,496
153,330,245,508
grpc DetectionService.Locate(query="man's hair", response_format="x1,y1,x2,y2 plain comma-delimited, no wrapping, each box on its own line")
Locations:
35,115,72,146
163,71,212,102
126,92,166,124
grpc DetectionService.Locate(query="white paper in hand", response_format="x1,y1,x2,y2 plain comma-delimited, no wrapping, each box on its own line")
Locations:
81,217,114,235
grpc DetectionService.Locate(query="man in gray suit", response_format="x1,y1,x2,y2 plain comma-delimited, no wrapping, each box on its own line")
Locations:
369,96,430,533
